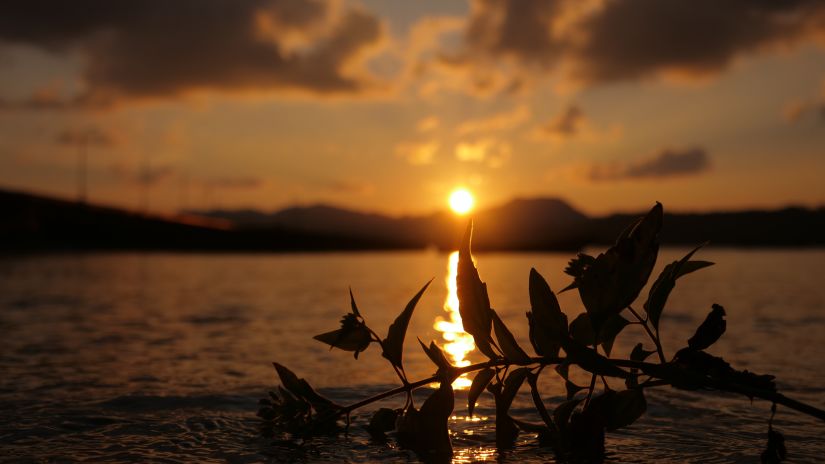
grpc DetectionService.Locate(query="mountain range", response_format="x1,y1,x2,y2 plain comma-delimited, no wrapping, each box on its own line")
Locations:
2,187,823,252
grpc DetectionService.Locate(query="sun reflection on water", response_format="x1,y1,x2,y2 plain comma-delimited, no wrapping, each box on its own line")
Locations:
434,251,476,389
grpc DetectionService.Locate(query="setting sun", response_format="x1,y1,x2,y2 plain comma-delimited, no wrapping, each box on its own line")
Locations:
448,188,475,215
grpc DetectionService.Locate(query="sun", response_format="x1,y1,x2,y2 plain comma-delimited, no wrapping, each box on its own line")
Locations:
448,188,475,215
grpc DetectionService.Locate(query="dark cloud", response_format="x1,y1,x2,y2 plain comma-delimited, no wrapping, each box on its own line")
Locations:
537,105,584,138
588,147,710,181
0,0,386,103
569,0,825,84
430,0,825,91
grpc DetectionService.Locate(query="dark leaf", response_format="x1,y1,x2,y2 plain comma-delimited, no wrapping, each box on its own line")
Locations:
553,398,582,431
397,381,454,460
688,304,726,351
761,426,787,463
630,343,656,362
575,203,662,335
566,380,586,400
673,348,776,393
601,388,647,431
645,244,714,331
569,312,595,346
382,280,432,371
418,338,454,374
366,408,399,439
272,362,339,411
500,367,531,411
313,313,372,359
527,268,569,357
457,221,497,359
468,368,495,417
569,312,629,356
527,373,555,430
487,379,520,449
491,309,532,364
349,287,361,317
568,408,606,461
563,338,630,379
561,253,596,292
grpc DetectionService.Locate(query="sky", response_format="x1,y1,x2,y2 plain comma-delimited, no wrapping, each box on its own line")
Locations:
1,0,824,216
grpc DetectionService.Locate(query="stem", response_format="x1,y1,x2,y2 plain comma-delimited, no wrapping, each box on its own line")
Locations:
336,355,825,424
627,306,666,363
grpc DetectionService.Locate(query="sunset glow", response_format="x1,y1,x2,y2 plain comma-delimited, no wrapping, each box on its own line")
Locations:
434,251,475,389
449,188,475,215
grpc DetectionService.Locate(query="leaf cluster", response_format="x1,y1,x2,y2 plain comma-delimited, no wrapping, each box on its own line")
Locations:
259,203,824,462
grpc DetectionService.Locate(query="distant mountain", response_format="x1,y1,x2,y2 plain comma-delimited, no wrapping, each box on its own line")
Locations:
3,187,824,251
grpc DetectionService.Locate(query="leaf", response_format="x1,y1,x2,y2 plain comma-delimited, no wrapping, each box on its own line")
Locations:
457,221,498,359
468,368,495,417
397,381,454,460
568,312,629,356
561,253,595,292
349,287,361,317
565,380,586,400
527,373,555,430
366,408,399,439
688,304,726,350
630,343,656,362
491,309,531,364
602,389,647,431
500,367,531,411
574,203,662,335
313,310,372,359
418,338,453,374
527,268,568,357
645,243,714,331
382,280,432,371
563,338,630,379
553,398,582,431
761,426,787,463
272,362,338,410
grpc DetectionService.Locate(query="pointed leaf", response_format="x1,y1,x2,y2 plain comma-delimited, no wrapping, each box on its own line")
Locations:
566,380,586,400
500,367,531,411
688,304,726,350
603,388,647,431
576,203,662,335
491,309,531,364
645,244,714,331
382,280,432,371
553,397,582,431
349,288,361,317
273,362,339,411
563,338,630,378
468,368,495,416
569,312,628,356
457,221,497,359
527,373,555,429
313,312,372,358
630,343,656,362
527,268,568,357
418,338,453,373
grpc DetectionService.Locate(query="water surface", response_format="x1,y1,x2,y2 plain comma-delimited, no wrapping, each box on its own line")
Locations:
1,249,824,462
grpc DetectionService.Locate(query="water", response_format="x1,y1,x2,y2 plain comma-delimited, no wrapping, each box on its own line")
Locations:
1,249,824,462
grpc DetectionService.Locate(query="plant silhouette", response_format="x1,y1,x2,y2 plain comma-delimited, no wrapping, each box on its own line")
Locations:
258,203,824,463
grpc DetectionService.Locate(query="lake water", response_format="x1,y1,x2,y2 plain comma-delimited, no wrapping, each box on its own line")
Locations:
1,249,824,462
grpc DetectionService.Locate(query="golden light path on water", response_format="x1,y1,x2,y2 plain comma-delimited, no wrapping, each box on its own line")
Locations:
434,251,476,390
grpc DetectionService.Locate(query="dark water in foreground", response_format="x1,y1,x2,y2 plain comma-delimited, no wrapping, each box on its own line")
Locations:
1,249,824,463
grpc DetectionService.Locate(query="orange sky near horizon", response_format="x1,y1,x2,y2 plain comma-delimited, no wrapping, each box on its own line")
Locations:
1,0,824,217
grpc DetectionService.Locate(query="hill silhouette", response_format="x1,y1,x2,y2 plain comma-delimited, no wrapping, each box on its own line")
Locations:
2,187,823,251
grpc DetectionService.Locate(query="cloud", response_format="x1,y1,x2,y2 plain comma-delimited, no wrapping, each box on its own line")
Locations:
55,126,119,147
318,178,374,195
455,104,530,135
205,176,265,190
416,116,440,133
454,138,511,167
395,141,439,165
587,147,710,181
0,0,389,104
782,80,825,122
414,0,825,94
536,105,584,139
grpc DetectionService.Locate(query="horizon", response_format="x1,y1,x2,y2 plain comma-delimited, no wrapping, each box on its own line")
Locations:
1,1,824,217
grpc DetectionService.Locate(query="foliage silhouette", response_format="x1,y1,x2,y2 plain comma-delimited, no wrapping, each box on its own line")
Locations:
259,203,825,462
